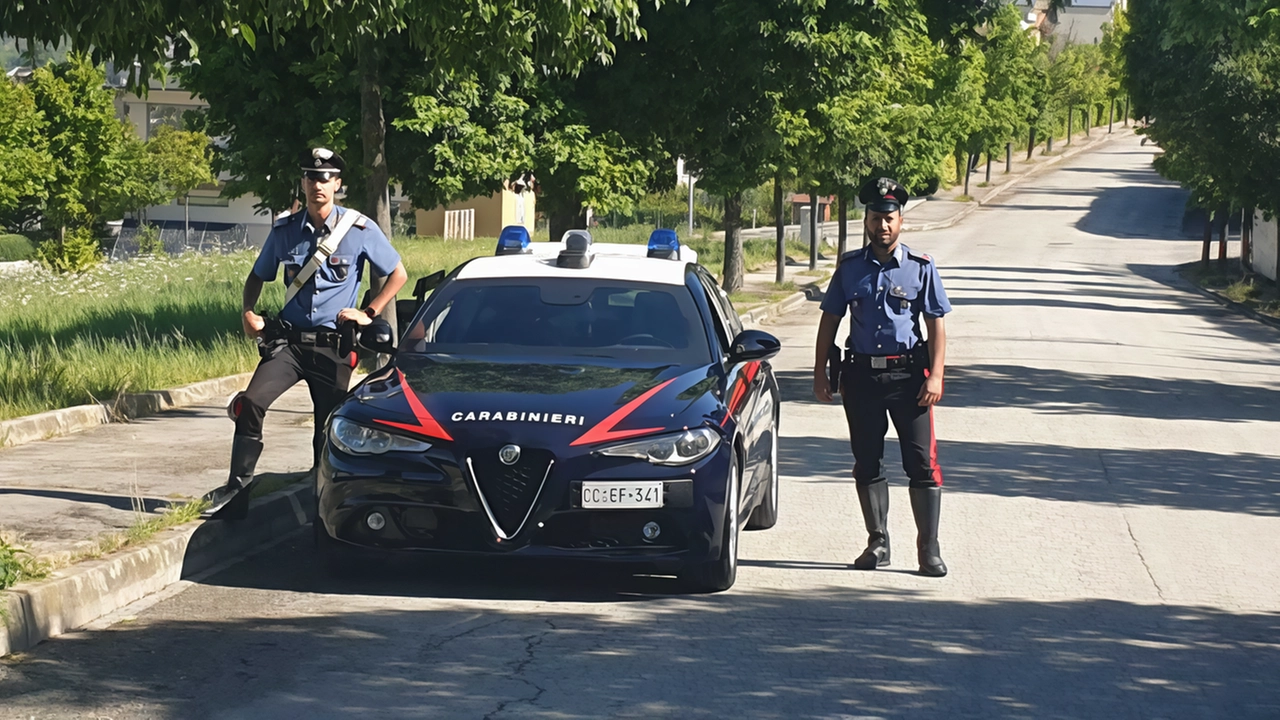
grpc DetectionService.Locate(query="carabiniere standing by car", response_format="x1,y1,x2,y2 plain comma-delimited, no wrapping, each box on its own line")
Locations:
812,176,952,577
203,148,408,520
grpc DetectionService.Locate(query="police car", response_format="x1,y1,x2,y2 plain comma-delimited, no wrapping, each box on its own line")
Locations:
315,227,781,592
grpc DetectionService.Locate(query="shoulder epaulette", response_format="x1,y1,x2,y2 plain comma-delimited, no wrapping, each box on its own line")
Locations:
839,248,865,263
273,210,303,228
906,249,933,264
352,212,368,230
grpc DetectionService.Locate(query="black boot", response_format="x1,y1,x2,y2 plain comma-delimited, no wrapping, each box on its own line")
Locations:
909,486,947,577
852,479,891,569
203,436,264,521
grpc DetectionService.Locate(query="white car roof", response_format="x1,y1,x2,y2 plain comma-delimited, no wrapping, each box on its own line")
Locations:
456,242,699,286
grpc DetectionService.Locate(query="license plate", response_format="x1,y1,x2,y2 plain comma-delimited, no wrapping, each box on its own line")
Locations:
581,481,664,509
871,356,887,369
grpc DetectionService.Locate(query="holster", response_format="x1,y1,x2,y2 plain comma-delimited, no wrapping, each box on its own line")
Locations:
336,320,359,360
255,316,289,359
827,344,843,394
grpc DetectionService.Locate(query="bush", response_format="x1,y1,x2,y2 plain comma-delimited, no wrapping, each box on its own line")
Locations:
36,226,102,273
135,224,166,256
0,233,36,261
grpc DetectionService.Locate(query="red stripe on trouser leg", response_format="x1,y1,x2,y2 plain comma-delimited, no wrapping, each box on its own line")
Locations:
928,406,943,487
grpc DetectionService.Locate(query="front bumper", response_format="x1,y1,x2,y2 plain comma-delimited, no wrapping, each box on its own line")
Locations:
315,442,730,567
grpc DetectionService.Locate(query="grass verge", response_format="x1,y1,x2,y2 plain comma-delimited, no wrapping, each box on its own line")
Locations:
0,229,815,421
1179,259,1280,320
0,234,36,262
81,498,210,564
0,535,51,591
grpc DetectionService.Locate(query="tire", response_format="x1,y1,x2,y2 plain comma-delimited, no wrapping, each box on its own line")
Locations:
745,421,779,531
680,456,740,593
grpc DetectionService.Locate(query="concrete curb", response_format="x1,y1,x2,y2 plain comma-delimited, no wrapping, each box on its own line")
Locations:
0,373,253,450
738,277,828,327
1175,265,1280,333
902,129,1130,233
1,481,313,657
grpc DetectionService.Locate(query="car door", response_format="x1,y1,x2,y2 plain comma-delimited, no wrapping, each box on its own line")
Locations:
693,268,767,511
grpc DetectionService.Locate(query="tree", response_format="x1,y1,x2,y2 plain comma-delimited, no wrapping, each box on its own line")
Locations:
145,124,216,239
0,76,54,231
23,55,155,235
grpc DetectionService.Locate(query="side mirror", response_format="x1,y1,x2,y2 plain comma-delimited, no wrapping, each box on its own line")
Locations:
728,329,781,364
358,317,397,356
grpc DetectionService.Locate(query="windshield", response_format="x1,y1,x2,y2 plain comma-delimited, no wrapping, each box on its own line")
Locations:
402,278,712,363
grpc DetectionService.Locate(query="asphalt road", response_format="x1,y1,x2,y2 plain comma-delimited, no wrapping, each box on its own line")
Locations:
4,136,1280,719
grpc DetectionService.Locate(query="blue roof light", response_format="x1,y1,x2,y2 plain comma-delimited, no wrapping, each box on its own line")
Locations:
495,225,531,255
647,228,681,260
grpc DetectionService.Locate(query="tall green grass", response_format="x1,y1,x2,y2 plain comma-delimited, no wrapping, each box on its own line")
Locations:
0,230,806,421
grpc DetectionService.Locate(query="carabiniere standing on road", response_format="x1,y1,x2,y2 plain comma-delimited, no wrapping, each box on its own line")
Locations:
203,148,408,520
812,176,952,577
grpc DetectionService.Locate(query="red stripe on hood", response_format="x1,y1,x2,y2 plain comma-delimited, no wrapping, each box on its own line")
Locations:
570,379,675,447
373,369,454,441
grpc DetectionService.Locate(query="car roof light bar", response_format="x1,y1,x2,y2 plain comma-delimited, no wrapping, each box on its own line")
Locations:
647,228,681,260
557,229,595,268
495,225,532,255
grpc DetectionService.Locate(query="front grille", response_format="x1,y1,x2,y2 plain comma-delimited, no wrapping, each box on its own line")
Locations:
467,448,555,538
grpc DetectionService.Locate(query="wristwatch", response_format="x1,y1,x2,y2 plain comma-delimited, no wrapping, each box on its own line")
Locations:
363,306,378,319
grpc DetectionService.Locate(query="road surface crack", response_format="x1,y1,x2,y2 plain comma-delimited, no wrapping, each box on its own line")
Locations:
1099,451,1168,602
483,619,553,720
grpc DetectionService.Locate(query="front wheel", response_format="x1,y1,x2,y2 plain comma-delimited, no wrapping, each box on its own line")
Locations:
680,457,740,593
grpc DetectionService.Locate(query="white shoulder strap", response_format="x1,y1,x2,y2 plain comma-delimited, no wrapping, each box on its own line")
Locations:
284,209,362,305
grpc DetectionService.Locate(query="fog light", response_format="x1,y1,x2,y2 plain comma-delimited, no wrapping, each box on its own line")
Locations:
642,521,661,541
366,511,386,531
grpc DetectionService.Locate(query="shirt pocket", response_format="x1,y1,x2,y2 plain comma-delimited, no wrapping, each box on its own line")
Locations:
323,254,354,283
283,253,309,286
887,283,918,314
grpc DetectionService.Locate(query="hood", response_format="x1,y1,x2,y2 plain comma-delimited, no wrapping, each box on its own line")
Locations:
338,353,726,449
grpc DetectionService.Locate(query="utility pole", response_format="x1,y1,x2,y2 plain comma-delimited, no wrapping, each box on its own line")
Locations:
687,175,695,237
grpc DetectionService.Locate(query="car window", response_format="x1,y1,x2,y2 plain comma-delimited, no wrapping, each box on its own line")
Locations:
695,270,733,352
405,278,713,364
700,268,744,339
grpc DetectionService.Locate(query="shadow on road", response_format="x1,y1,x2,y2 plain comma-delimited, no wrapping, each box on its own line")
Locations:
778,432,1280,517
3,572,1277,718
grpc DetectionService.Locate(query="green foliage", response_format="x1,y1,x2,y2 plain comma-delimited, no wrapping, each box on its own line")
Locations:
135,224,166,256
0,536,50,590
1127,0,1280,214
0,233,36,261
146,124,215,205
36,226,101,273
0,77,54,231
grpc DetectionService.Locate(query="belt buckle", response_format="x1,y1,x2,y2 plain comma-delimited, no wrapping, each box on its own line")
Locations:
871,356,887,370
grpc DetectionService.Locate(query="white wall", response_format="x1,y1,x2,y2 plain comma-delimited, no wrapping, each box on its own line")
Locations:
1252,211,1278,282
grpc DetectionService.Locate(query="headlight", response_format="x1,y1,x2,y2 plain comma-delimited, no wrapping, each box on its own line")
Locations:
597,427,721,466
329,416,432,455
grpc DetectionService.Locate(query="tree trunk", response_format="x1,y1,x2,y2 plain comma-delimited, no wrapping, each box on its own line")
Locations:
1067,107,1073,144
358,37,396,340
1108,99,1115,133
837,190,848,259
1005,143,1012,173
549,207,587,244
1201,211,1212,265
963,152,973,196
722,192,745,292
1242,208,1253,271
774,174,784,284
953,149,966,185
1216,204,1229,263
808,192,819,270
1123,97,1130,126
1027,127,1037,160
984,154,992,184
1082,107,1089,137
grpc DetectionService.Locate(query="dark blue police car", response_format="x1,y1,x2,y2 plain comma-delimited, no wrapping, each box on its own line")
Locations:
315,228,781,592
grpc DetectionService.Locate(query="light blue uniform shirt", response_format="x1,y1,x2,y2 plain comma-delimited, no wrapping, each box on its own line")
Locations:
252,205,401,330
820,243,951,355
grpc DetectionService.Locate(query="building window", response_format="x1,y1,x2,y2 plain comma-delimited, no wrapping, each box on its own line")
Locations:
146,104,189,138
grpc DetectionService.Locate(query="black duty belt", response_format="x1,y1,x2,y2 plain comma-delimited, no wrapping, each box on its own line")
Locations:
848,345,928,371
287,329,341,347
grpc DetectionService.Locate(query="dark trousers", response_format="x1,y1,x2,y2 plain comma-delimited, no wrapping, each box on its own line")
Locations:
234,343,354,464
840,364,943,489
